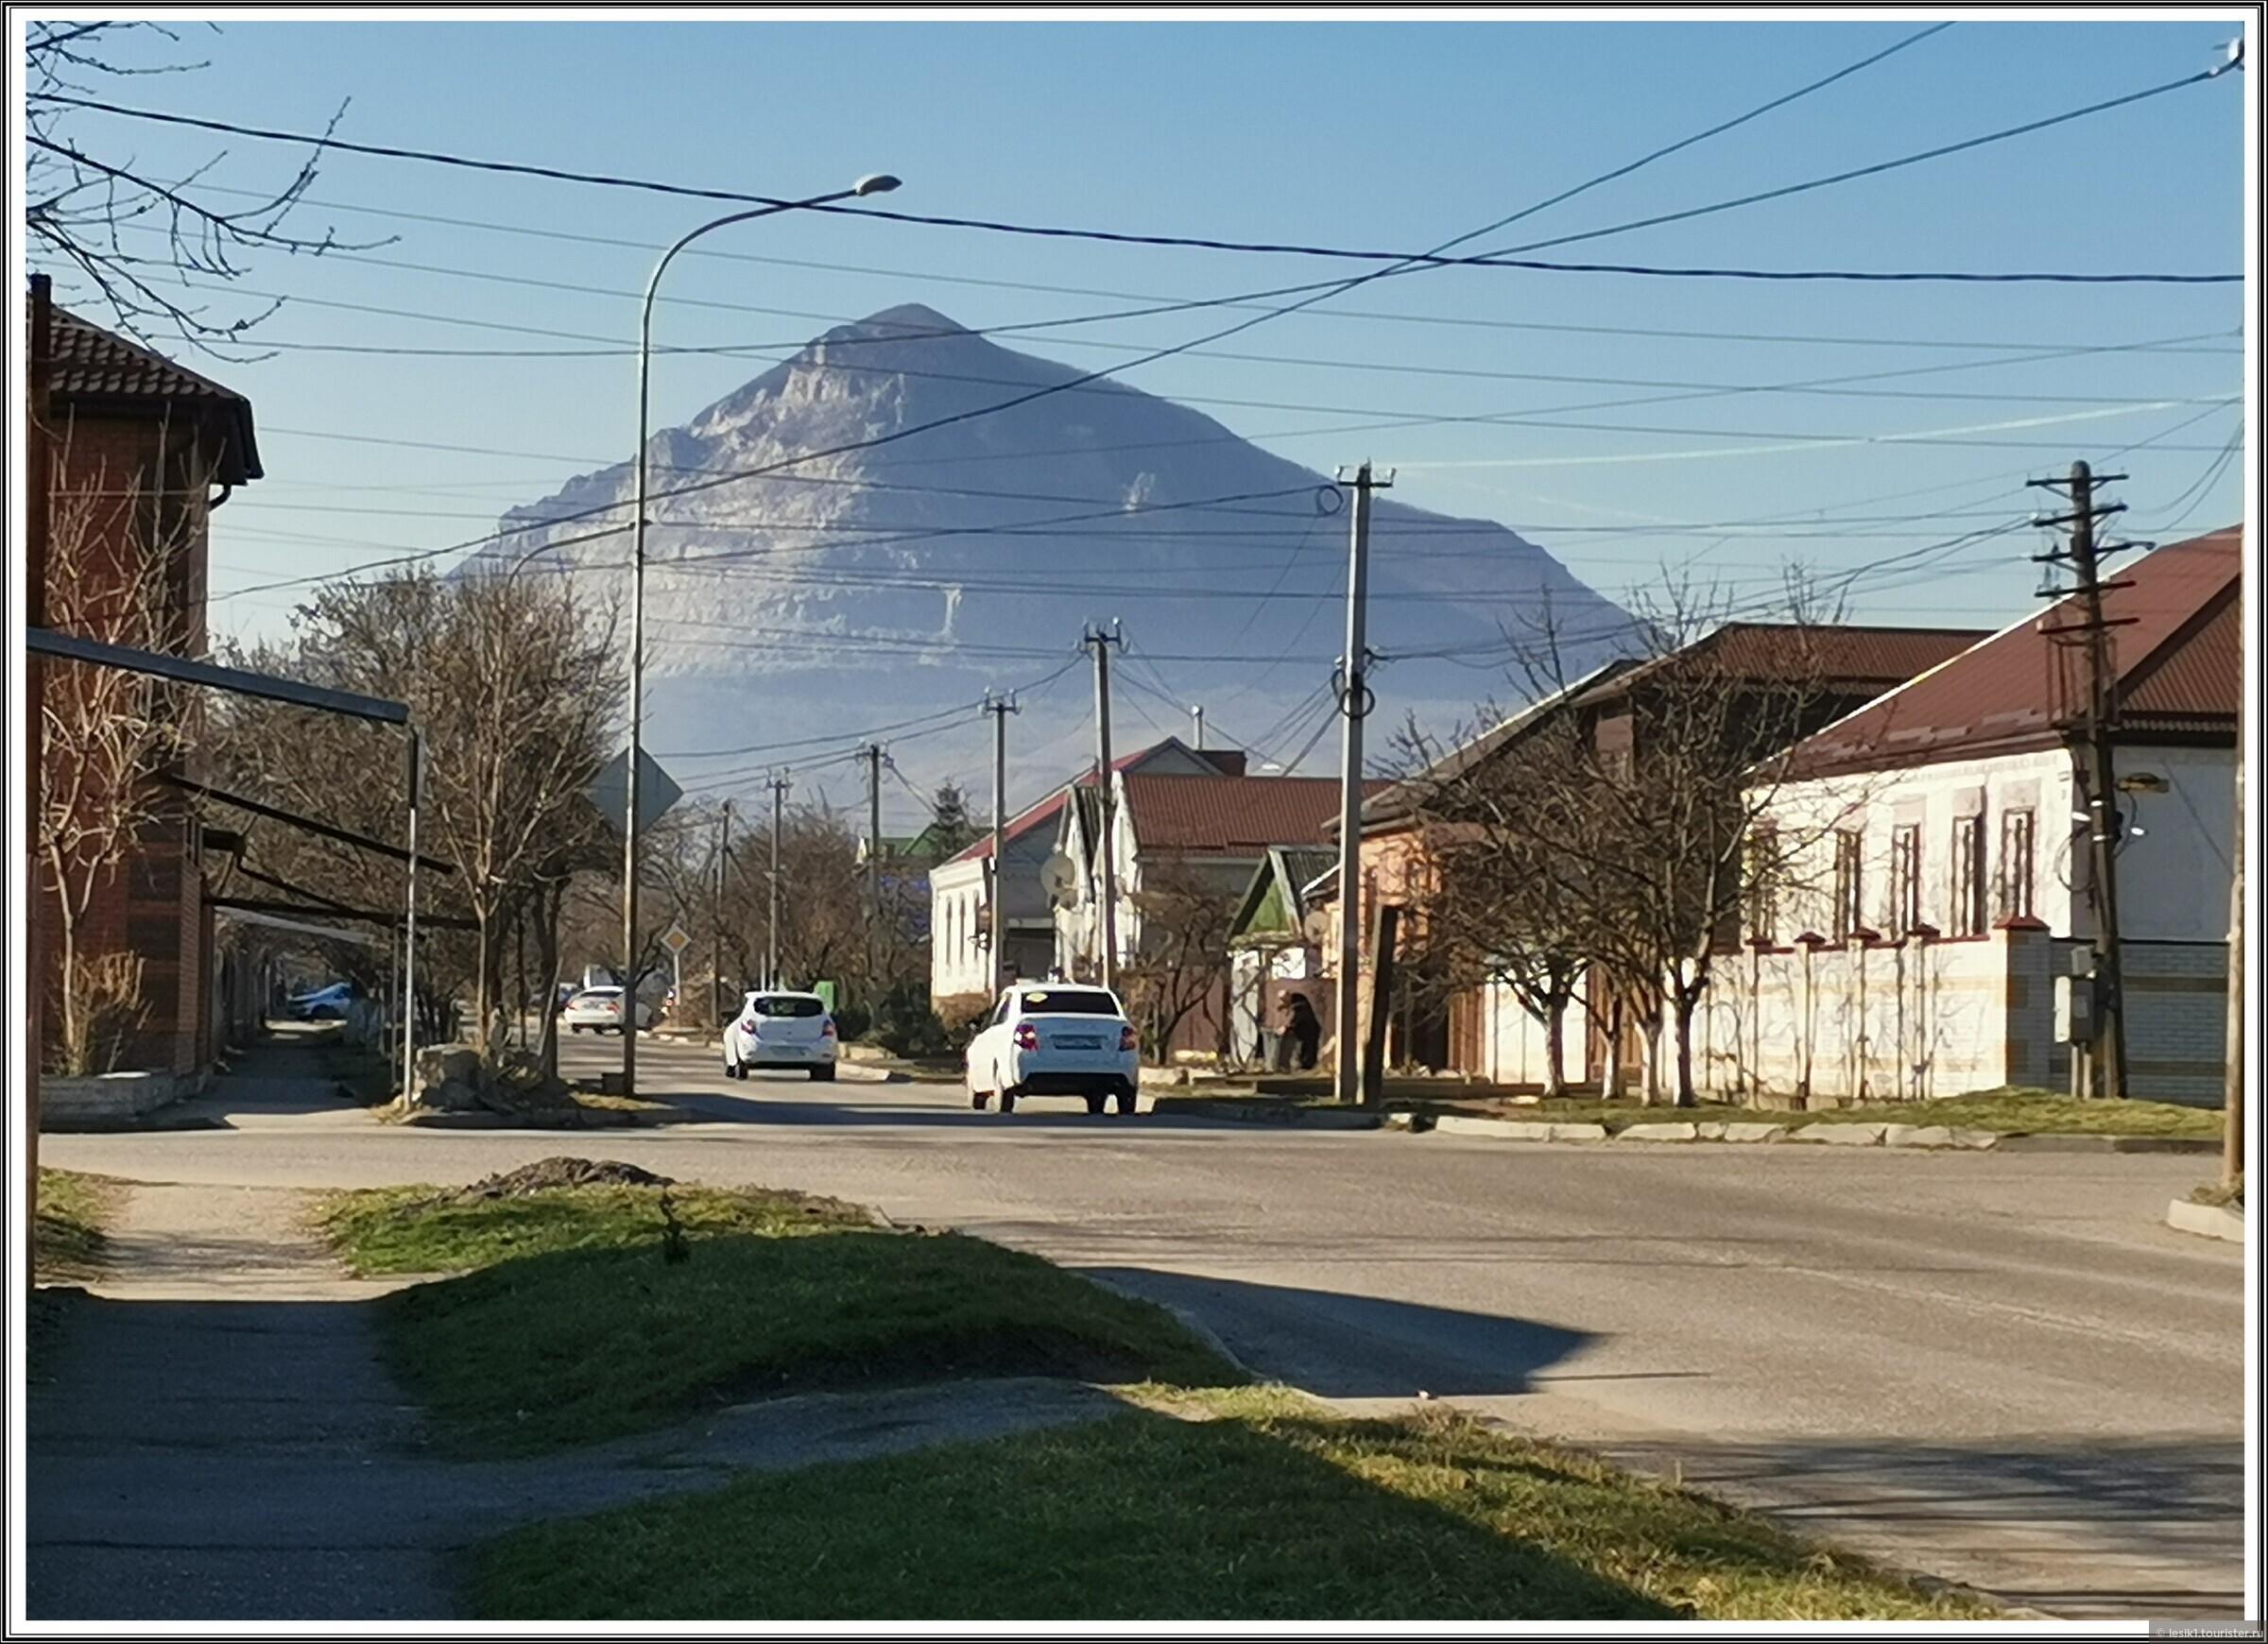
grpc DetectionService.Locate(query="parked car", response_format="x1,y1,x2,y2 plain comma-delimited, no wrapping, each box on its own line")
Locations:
561,986,651,1035
285,982,354,1021
723,991,837,1081
964,985,1140,1115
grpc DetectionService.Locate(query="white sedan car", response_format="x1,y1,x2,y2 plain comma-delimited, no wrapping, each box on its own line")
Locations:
724,990,838,1082
561,986,651,1035
965,985,1141,1115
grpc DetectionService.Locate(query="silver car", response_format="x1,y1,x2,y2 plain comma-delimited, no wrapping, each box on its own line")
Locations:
724,990,838,1082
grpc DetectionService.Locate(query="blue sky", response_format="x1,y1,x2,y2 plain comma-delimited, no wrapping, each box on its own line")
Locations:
21,10,2254,822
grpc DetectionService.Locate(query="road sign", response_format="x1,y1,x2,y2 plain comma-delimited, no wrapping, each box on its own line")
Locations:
588,747,682,836
662,924,691,954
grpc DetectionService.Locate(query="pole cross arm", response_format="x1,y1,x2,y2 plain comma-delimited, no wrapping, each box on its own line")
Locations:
26,627,411,724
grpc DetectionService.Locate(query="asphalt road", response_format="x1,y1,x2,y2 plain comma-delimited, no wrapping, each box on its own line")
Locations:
44,1033,2251,1620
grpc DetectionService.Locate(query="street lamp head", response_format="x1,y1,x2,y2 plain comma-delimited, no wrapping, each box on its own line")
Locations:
853,174,902,197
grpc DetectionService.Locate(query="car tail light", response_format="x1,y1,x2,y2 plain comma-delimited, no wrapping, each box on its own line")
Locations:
741,1019,758,1035
1119,1025,1139,1052
1013,1021,1039,1051
821,1018,837,1038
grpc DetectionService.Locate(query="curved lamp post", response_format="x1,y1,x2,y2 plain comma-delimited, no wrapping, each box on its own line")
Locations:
620,173,901,1098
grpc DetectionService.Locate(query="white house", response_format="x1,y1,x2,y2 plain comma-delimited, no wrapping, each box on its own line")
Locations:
1697,525,2242,1107
928,737,1237,1017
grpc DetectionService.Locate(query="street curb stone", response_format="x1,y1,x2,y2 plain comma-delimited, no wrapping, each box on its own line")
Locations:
2164,1198,2246,1243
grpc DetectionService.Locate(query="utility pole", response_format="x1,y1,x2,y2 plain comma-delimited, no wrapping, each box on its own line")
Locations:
711,799,730,1031
865,744,885,1000
402,727,425,1105
2225,690,2245,1189
767,774,789,988
1084,624,1124,988
2031,460,2134,1100
26,273,52,1283
1332,462,1390,1105
983,692,1021,995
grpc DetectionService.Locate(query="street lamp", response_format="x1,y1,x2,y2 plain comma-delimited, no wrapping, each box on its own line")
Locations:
619,172,901,1098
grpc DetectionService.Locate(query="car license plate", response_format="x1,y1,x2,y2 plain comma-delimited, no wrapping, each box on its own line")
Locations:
1054,1035,1101,1049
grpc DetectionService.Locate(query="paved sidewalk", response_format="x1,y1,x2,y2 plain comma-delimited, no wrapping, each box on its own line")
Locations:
26,1041,1120,1621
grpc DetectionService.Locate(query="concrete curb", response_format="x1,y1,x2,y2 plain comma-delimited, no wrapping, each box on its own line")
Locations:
1994,1133,2218,1154
1148,1098,1381,1130
2164,1198,2246,1242
1383,1113,2223,1154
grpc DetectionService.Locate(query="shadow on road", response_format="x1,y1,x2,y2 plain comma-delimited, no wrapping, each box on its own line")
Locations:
1077,1267,1599,1399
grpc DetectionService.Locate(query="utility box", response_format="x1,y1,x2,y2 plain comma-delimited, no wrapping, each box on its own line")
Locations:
2054,965,2095,1044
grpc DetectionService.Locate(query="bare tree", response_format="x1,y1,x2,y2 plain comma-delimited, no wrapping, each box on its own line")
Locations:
1118,864,1237,1063
23,21,385,351
210,568,623,1052
35,442,198,1073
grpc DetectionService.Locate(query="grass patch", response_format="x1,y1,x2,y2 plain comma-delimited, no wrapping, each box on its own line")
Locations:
317,1180,1244,1455
466,1393,1997,1622
1418,1086,2220,1139
35,1167,125,1285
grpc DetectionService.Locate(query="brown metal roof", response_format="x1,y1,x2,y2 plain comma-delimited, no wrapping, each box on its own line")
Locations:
1571,622,1987,705
1780,526,2242,777
942,739,1225,865
41,303,263,484
1123,774,1387,854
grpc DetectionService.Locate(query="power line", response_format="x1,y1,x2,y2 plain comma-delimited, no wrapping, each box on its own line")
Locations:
38,59,2237,283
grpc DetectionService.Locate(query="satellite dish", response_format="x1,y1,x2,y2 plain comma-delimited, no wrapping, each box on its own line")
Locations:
1302,909,1335,948
1040,852,1080,908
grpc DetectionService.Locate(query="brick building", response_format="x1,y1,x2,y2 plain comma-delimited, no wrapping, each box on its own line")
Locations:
31,288,262,1077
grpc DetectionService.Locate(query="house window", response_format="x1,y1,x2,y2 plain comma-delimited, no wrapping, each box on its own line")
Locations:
1887,824,1922,936
1831,829,1864,941
1998,809,2036,922
1744,827,1779,945
1950,813,1987,937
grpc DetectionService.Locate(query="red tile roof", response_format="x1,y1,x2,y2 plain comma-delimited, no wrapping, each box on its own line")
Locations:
1572,623,1987,705
42,304,264,483
1122,774,1388,854
1779,526,2242,777
943,740,1213,864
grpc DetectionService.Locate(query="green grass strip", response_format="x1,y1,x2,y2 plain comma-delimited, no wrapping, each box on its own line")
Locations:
318,1183,1244,1455
467,1393,1999,1622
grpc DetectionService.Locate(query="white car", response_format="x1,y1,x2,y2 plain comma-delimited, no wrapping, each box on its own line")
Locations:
561,986,651,1035
724,990,838,1082
965,985,1141,1115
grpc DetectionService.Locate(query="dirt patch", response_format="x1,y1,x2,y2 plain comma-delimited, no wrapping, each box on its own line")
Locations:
452,1157,677,1199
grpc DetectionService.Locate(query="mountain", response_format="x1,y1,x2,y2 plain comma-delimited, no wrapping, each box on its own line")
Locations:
474,303,1632,807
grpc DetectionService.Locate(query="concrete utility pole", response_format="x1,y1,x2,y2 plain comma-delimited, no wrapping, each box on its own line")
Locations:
402,728,425,1104
711,799,730,1030
1332,462,1390,1105
984,693,1021,995
26,273,52,1282
767,775,789,989
1084,625,1124,989
865,744,885,997
2031,460,2133,1099
2226,692,2245,1189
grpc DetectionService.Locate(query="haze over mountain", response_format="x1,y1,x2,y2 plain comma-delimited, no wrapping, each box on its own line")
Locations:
476,304,1632,809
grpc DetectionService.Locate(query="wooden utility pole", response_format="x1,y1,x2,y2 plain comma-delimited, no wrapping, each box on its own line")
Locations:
983,693,1020,995
1084,625,1123,989
1332,461,1390,1105
2031,460,2133,1099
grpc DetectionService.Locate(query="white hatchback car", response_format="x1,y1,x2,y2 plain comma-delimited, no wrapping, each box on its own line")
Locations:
964,985,1141,1115
724,990,838,1082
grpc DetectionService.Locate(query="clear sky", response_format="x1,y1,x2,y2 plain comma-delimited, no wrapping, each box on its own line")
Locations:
19,9,2255,826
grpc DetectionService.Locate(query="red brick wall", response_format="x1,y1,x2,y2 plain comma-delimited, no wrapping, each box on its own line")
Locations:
39,410,215,1076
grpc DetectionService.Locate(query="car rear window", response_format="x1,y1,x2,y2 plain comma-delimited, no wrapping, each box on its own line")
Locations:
749,995,825,1019
577,988,620,1001
1019,989,1118,1016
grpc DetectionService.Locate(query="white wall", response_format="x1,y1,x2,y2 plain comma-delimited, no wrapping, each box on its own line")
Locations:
2115,746,2239,942
1477,976,1592,1088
